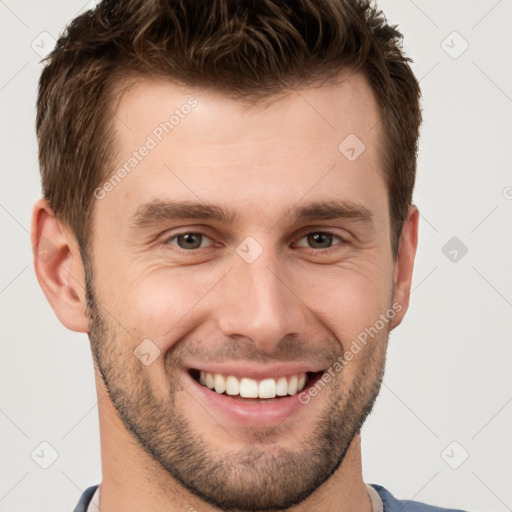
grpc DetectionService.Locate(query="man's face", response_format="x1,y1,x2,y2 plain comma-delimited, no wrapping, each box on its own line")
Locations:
86,73,400,511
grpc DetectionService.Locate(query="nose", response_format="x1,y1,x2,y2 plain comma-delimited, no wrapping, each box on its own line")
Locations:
216,245,307,354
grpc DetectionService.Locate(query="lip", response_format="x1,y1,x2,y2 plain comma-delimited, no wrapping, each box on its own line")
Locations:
183,368,324,427
184,362,326,381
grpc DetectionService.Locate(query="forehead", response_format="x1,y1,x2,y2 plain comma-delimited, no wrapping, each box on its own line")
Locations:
98,71,387,231
113,71,382,148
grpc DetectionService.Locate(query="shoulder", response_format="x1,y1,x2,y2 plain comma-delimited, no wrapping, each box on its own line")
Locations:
72,485,99,512
369,483,470,512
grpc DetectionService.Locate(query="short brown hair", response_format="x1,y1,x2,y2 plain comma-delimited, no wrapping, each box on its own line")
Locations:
36,0,421,259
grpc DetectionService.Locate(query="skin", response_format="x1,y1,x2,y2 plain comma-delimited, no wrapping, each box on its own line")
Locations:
31,71,418,512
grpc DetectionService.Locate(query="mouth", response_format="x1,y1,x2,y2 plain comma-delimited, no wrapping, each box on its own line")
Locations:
188,368,325,403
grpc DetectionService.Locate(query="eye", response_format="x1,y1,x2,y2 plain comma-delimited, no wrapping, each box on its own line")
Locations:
294,231,345,250
163,230,346,253
165,232,213,250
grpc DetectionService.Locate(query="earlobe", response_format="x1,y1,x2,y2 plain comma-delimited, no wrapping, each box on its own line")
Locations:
390,205,419,330
31,198,89,333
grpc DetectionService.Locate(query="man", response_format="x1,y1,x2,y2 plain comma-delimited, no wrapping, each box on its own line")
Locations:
31,0,469,511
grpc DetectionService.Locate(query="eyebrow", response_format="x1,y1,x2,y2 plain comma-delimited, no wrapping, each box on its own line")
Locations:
129,199,373,229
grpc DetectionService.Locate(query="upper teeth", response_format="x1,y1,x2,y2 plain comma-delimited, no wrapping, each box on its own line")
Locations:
198,371,307,398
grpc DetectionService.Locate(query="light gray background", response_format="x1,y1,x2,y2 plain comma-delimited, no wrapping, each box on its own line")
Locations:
1,1,511,511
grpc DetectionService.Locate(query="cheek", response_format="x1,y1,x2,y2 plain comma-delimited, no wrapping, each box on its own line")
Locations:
291,260,393,346
110,267,221,344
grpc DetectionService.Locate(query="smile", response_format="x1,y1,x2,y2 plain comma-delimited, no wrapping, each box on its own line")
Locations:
199,369,310,397
189,368,324,401
184,364,327,425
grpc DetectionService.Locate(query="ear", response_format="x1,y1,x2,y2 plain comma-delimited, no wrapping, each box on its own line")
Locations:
389,204,419,330
31,198,89,333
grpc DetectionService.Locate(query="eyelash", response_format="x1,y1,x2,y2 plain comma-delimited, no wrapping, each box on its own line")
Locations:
162,229,348,254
